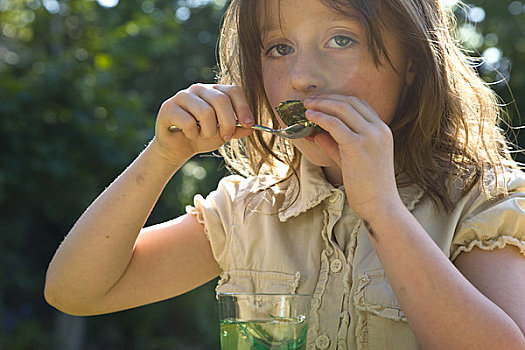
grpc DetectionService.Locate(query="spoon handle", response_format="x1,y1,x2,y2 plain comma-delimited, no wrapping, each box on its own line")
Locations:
167,122,312,139
167,121,244,132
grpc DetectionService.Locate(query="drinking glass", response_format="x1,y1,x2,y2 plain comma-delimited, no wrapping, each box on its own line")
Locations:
218,292,311,350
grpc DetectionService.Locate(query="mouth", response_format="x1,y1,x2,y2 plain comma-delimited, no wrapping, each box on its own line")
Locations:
275,100,325,135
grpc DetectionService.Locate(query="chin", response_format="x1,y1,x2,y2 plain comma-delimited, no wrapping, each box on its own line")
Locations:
301,154,337,168
293,141,337,168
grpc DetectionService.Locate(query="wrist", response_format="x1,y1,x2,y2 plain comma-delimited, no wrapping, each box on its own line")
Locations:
361,197,415,244
146,138,193,168
359,193,406,230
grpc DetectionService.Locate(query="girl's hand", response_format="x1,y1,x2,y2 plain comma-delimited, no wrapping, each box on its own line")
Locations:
152,84,254,164
304,94,403,222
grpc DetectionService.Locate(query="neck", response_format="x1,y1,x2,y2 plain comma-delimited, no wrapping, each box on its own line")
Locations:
322,166,343,188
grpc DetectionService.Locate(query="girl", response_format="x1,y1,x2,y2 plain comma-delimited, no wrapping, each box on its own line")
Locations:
45,0,525,349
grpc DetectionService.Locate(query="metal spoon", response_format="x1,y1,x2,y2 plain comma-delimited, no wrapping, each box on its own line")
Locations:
167,121,313,139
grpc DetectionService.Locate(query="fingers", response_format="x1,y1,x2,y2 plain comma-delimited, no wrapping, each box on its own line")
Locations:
159,96,200,139
173,91,222,139
303,95,387,142
213,85,254,126
208,84,254,139
312,132,343,167
189,86,236,139
164,84,253,141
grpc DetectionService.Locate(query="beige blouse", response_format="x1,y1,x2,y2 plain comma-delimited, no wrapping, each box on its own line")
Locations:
187,159,525,350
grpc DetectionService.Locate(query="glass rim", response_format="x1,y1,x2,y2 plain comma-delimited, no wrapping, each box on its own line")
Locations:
217,292,311,297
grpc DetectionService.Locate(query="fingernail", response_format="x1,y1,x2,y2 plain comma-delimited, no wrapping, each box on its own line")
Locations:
244,117,253,124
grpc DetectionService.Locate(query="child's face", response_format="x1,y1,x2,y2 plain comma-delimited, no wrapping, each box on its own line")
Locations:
260,0,414,168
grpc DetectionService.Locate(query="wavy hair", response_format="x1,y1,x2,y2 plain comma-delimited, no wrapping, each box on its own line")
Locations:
217,0,518,211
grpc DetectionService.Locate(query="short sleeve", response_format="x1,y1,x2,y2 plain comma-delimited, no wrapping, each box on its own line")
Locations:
185,175,246,271
450,169,525,261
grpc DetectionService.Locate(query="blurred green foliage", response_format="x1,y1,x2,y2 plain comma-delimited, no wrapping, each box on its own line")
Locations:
0,0,524,349
1,0,227,348
455,0,525,159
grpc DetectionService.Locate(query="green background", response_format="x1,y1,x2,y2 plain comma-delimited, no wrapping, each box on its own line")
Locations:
1,0,524,348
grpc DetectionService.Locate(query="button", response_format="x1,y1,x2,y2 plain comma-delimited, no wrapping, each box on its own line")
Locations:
315,334,330,349
330,258,343,273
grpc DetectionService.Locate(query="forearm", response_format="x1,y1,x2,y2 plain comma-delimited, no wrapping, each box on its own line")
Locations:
45,140,188,309
366,203,525,350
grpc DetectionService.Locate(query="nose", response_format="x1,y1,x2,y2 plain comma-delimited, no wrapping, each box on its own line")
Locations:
289,49,326,93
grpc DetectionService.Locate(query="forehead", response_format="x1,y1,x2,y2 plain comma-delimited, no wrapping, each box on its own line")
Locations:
258,0,361,33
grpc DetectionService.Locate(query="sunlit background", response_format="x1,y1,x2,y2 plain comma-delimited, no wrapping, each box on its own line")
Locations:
1,0,524,349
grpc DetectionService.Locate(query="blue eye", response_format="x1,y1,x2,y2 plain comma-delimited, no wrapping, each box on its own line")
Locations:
327,35,354,48
267,44,294,57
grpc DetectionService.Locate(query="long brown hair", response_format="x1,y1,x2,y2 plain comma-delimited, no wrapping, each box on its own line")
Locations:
217,0,519,211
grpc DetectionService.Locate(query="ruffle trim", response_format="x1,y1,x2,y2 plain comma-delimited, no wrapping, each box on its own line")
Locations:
336,261,352,350
185,203,221,271
354,271,407,346
307,250,331,347
354,273,407,323
214,269,301,296
278,178,333,221
401,184,425,212
450,235,525,261
185,204,204,225
185,203,212,244
338,220,361,348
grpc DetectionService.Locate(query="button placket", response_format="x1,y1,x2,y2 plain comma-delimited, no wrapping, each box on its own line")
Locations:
328,193,343,209
312,191,345,350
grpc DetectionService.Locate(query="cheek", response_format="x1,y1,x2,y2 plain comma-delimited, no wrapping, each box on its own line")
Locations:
262,80,286,126
334,53,375,97
339,71,371,97
345,71,404,125
263,69,282,104
263,76,289,116
263,81,278,105
373,76,405,124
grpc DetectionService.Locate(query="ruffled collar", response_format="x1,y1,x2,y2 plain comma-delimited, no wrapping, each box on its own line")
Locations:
277,158,425,222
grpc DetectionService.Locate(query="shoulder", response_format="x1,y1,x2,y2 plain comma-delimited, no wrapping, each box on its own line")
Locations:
459,165,525,217
405,165,525,257
483,161,525,194
448,165,525,260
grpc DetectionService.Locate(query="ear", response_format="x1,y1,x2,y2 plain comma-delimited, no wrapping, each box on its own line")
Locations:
405,58,416,86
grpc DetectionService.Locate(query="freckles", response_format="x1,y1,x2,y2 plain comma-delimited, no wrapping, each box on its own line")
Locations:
264,74,286,103
264,81,281,102
343,70,397,124
340,70,371,98
331,54,368,95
